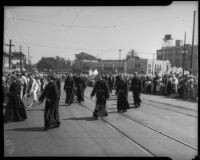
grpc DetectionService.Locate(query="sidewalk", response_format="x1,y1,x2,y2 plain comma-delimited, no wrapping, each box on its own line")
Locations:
140,93,198,112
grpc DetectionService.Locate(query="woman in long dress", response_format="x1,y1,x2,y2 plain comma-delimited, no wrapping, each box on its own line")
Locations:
4,74,27,123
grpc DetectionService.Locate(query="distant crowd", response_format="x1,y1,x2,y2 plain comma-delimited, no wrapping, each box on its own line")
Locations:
2,70,198,129
2,71,198,109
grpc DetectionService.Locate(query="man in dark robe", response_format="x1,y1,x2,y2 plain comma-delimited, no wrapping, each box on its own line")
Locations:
75,75,86,103
53,73,61,126
114,74,120,90
64,74,75,104
4,74,27,123
130,73,143,108
108,74,114,93
166,76,173,96
54,73,61,100
90,76,110,119
116,75,130,112
153,73,159,94
39,74,60,131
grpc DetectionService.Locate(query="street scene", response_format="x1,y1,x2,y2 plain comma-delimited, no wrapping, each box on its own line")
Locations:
3,2,198,159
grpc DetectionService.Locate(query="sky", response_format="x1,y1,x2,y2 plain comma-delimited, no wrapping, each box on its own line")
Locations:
4,1,198,64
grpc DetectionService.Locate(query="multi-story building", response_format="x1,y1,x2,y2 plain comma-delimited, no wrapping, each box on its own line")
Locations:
157,40,198,74
125,59,171,74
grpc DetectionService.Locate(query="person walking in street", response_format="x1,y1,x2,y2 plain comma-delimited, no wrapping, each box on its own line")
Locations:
53,73,61,126
39,74,60,131
4,74,27,123
27,74,39,104
90,75,110,120
21,72,28,98
130,72,143,108
116,75,130,112
75,74,86,103
54,73,61,100
108,74,114,94
64,73,75,105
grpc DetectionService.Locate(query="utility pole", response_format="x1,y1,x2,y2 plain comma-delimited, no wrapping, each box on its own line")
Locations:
20,45,22,72
118,49,122,73
190,10,196,72
162,41,165,74
152,53,155,75
182,32,186,76
5,40,14,69
27,47,30,70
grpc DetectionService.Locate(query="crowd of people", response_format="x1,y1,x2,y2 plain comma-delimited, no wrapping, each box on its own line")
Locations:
140,73,198,101
2,70,198,131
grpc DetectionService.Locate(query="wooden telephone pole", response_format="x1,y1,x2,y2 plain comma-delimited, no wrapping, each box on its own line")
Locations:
5,40,14,69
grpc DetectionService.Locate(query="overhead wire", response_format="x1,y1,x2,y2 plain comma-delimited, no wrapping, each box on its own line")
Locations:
14,17,117,29
8,39,125,52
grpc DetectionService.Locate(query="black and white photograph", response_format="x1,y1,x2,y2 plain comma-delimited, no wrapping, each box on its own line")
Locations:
3,1,198,159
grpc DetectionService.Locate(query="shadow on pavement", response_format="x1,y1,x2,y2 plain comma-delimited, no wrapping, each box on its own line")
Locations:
63,117,95,121
5,127,44,132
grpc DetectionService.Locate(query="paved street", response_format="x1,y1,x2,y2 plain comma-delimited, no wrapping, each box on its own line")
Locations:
4,83,198,159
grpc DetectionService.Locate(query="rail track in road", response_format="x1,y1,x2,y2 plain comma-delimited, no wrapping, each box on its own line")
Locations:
109,94,197,118
83,95,197,152
87,87,197,118
75,98,156,157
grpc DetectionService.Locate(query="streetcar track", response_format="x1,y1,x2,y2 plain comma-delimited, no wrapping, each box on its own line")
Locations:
89,89,197,118
142,98,197,112
84,96,197,151
88,87,197,112
76,100,156,157
126,96,197,118
141,101,197,118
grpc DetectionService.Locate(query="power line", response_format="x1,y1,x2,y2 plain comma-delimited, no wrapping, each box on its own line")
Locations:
9,39,123,52
14,17,117,29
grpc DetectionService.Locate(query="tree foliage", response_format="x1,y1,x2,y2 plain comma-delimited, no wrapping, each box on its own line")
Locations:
75,52,97,60
36,56,72,72
126,49,140,60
